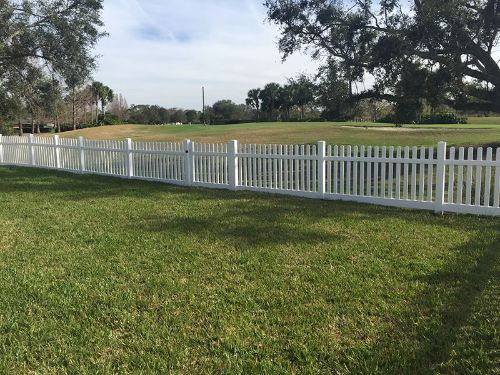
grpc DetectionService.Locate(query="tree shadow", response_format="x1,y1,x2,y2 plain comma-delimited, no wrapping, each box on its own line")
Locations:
360,225,500,373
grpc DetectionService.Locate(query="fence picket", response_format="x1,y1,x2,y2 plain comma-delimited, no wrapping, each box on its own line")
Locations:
466,148,474,205
457,148,465,204
427,147,434,202
395,147,401,200
474,148,483,206
388,146,394,199
419,146,425,201
381,146,388,198
403,147,409,200
484,148,492,207
411,146,418,200
340,146,345,195
373,146,379,197
334,145,339,194
353,146,358,196
494,148,500,208
359,146,365,196
366,146,372,197
346,145,351,195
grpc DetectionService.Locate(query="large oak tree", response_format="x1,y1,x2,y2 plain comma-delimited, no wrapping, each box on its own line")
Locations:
265,0,500,112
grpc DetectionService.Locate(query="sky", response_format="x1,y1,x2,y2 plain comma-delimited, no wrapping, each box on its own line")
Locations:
93,0,319,110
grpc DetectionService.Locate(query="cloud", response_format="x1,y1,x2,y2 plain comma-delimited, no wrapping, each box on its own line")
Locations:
93,0,319,109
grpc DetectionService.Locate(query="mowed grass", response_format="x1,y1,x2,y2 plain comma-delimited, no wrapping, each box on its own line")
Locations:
57,120,500,147
0,167,499,374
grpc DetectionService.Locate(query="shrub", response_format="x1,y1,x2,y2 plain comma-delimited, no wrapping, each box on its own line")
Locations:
419,112,468,124
0,123,16,135
377,112,468,125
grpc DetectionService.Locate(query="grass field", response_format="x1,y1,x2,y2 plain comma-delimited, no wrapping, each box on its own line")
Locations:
0,167,498,373
55,119,500,147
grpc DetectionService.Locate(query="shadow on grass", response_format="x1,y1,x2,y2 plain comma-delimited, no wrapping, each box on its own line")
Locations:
363,227,500,373
1,166,498,232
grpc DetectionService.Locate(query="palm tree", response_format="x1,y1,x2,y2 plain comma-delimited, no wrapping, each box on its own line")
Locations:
246,88,261,121
91,81,103,124
100,85,114,122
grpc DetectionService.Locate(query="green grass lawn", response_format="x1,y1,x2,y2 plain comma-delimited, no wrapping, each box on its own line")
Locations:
0,167,498,374
55,120,500,147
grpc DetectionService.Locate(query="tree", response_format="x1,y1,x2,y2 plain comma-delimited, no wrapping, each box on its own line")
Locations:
170,109,187,123
91,81,104,124
86,83,114,124
210,100,248,124
315,59,352,120
185,110,199,124
265,0,500,113
259,83,283,120
99,85,114,122
109,94,129,121
0,0,104,124
289,75,315,120
246,89,261,121
279,84,295,120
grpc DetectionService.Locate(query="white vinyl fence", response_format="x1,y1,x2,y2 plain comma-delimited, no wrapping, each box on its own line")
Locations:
0,134,499,216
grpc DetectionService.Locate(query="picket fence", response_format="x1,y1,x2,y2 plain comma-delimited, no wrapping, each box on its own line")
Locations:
0,134,499,216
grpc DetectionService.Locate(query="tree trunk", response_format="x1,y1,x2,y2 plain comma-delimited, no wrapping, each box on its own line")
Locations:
18,119,23,136
101,100,106,126
31,116,34,134
36,121,40,134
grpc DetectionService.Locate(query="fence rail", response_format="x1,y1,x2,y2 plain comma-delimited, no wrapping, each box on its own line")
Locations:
1,134,499,216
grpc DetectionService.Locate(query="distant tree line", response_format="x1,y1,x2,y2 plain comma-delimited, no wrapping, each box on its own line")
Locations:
127,105,200,125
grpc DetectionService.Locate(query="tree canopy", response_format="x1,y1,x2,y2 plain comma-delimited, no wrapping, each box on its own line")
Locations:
0,0,104,127
264,0,500,114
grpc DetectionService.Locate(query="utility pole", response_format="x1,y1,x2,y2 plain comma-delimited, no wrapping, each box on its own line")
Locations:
202,86,206,125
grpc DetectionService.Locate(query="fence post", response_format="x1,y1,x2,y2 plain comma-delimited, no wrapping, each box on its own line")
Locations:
0,134,3,165
53,135,61,169
28,134,35,166
125,138,134,178
183,139,193,186
78,136,86,173
317,141,326,197
435,141,447,214
228,140,239,190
